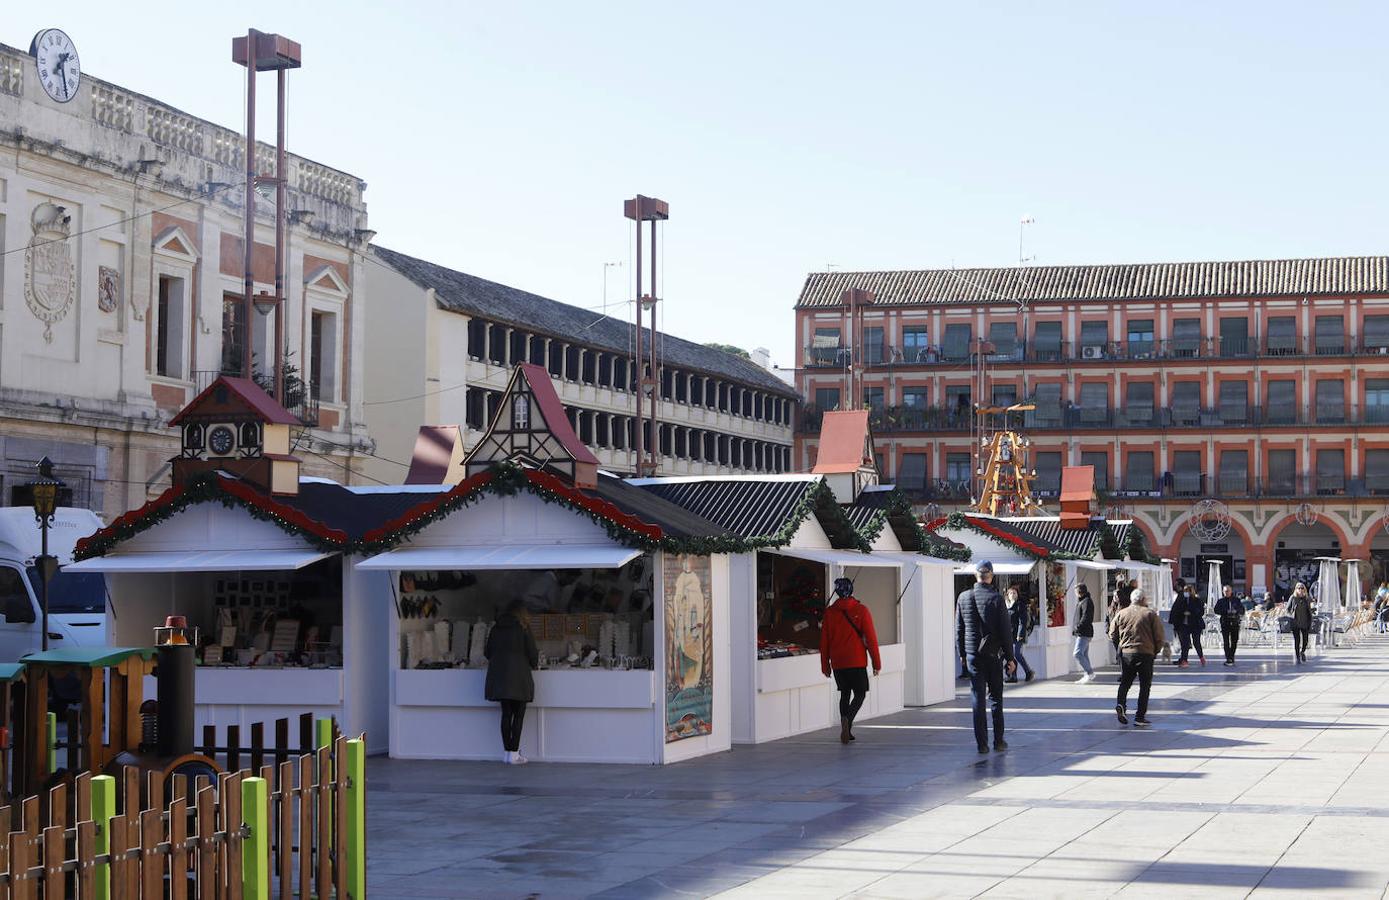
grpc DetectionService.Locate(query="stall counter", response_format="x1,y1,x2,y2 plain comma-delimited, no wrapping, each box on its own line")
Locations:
751,643,906,743
390,668,661,764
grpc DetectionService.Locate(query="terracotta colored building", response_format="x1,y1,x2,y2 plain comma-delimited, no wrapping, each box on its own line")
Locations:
793,257,1389,599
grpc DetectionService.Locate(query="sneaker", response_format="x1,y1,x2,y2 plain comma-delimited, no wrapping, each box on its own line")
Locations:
513,753,529,765
1025,671,1035,683
993,740,1008,752
1115,703,1128,725
503,751,516,764
1223,661,1234,667
1078,674,1092,684
1134,718,1152,727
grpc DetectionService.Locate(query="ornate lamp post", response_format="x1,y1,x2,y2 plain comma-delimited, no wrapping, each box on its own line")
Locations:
28,457,64,651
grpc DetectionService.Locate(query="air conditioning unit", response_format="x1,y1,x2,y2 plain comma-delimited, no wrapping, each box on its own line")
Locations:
1081,346,1105,360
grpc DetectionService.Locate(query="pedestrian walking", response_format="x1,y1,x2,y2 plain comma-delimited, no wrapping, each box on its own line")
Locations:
1168,583,1207,667
485,598,539,764
821,577,882,744
956,561,1017,754
1004,586,1036,683
1214,584,1243,666
1073,584,1096,683
1287,581,1314,663
1108,588,1166,727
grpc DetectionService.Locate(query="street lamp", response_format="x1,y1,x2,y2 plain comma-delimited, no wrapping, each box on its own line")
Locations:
29,457,64,652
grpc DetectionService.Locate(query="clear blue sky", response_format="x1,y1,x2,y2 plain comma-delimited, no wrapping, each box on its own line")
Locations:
12,2,1389,370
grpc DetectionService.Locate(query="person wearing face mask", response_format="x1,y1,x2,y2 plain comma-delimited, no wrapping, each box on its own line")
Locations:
1287,581,1314,663
1168,582,1206,667
1213,584,1244,666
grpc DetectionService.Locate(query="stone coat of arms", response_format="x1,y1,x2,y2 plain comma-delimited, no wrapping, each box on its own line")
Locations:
24,202,76,343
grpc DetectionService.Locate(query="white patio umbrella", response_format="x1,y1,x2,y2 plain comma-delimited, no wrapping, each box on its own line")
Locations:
1315,556,1342,648
1206,559,1225,609
1158,559,1177,614
1344,559,1362,612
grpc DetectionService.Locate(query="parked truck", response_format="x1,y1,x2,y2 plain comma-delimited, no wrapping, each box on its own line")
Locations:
0,507,108,661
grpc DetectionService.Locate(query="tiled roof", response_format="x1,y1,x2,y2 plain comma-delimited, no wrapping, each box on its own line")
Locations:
373,246,798,397
632,477,865,549
965,515,1132,559
592,475,726,542
796,256,1389,308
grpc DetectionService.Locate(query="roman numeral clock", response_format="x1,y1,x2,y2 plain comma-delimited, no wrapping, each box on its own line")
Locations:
29,28,80,104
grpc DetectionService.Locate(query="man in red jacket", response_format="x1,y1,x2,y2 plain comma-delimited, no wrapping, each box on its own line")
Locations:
821,577,882,744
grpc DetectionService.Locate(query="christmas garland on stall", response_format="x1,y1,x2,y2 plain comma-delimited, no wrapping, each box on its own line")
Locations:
1123,524,1160,564
938,511,1090,561
852,490,972,561
359,461,864,557
74,473,349,560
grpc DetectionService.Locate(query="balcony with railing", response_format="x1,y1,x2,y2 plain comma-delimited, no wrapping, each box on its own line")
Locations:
1102,473,1384,500
804,334,1389,369
193,369,320,428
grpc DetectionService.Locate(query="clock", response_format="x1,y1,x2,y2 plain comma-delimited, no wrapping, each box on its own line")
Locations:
29,29,80,104
208,425,236,457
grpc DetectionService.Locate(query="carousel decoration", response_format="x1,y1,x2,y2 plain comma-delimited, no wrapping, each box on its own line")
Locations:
1295,502,1319,527
970,404,1044,517
1189,498,1232,543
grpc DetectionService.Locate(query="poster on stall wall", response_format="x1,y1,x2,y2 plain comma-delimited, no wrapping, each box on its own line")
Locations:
664,554,713,743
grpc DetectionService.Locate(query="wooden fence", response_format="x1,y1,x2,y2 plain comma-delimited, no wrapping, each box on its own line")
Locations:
0,733,364,899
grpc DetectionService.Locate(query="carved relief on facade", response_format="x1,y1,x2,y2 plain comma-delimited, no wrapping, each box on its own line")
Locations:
98,265,121,313
24,201,77,342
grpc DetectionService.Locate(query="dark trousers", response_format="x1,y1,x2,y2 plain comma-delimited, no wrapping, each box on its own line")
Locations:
967,653,1005,749
1008,642,1034,679
1176,627,1204,662
1117,651,1155,719
835,667,869,721
499,699,527,752
1221,619,1241,662
1292,627,1310,658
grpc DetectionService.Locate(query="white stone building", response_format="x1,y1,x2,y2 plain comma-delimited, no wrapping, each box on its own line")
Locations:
0,37,372,517
363,247,798,483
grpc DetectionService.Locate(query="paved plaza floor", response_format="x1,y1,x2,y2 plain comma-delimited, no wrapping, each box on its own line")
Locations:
367,637,1389,898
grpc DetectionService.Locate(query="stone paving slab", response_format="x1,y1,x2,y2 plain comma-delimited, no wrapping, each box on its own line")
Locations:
367,641,1389,898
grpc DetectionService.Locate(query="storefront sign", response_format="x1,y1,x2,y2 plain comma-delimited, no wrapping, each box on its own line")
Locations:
1199,543,1229,554
664,554,713,743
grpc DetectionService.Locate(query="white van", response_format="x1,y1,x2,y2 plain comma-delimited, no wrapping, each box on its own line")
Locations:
0,507,109,661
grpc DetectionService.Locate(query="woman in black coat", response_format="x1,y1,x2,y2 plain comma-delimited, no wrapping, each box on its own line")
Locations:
1168,585,1206,667
1287,582,1314,664
485,599,539,764
1072,585,1096,682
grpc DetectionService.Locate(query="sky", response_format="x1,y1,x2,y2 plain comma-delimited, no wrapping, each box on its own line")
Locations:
10,2,1389,371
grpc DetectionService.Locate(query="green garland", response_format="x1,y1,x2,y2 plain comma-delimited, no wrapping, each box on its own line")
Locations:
940,511,1091,562
75,473,348,560
1123,524,1159,565
1098,521,1123,560
854,491,971,561
359,462,872,557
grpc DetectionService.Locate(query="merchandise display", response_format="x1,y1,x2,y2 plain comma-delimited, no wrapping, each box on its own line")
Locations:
395,561,656,670
755,552,830,655
196,561,344,668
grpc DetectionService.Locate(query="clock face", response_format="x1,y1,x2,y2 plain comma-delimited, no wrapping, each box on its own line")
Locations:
30,29,80,103
208,426,236,456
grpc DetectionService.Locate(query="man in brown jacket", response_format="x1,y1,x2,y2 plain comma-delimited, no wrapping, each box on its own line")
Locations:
1107,588,1166,727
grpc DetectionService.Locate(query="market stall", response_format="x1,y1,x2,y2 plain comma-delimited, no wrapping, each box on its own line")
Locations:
68,376,425,754
67,479,412,753
356,363,739,765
